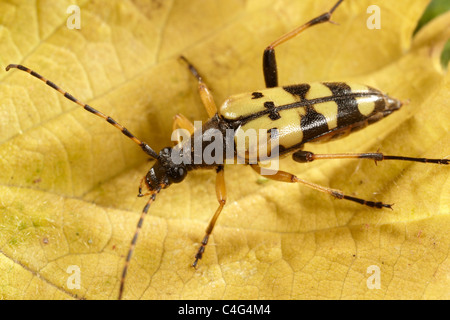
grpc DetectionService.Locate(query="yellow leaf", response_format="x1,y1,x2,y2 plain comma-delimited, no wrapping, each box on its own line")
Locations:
0,0,448,300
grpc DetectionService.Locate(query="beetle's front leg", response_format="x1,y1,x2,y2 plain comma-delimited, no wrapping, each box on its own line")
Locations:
180,56,218,118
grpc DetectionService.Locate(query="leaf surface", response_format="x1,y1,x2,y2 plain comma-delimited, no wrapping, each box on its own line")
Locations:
0,0,448,300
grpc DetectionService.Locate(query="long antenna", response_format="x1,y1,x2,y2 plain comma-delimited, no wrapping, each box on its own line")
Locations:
5,64,159,159
118,184,163,300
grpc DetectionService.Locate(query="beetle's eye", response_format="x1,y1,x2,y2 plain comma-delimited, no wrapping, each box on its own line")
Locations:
170,166,187,183
161,147,171,156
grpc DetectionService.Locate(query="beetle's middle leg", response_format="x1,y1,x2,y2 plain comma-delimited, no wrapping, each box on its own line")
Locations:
251,163,392,209
180,56,218,118
192,165,227,268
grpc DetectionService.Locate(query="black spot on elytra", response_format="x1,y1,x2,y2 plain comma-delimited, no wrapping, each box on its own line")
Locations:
300,106,329,142
322,82,364,128
283,84,311,100
264,101,281,120
251,92,264,99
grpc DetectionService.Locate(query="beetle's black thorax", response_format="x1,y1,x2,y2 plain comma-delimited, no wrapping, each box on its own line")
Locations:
145,114,236,190
174,113,236,170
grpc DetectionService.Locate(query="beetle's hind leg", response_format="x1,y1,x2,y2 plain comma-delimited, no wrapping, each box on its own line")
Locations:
292,150,449,165
263,0,343,88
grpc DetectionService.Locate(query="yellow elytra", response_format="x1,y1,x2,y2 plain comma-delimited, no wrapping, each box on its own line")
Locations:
220,82,402,160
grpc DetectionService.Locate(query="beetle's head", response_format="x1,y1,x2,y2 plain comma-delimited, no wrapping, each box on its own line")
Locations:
144,147,188,192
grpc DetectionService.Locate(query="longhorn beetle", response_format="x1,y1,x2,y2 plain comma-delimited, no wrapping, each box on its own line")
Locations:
5,0,448,299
